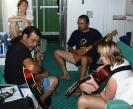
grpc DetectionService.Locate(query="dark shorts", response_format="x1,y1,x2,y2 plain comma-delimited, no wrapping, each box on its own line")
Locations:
75,54,99,66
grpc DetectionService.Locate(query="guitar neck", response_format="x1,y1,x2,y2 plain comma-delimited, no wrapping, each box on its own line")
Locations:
92,36,107,48
78,76,91,84
86,33,113,52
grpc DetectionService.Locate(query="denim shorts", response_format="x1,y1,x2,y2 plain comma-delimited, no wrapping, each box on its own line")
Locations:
42,77,50,92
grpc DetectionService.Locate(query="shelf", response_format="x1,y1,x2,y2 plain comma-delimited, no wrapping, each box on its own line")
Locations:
113,15,133,22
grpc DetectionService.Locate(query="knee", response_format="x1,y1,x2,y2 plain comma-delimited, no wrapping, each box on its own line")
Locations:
54,49,61,58
78,96,88,107
49,76,58,87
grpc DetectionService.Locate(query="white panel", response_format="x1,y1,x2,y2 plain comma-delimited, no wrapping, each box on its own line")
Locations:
125,21,133,32
126,0,133,15
67,0,106,41
83,0,106,34
105,0,126,41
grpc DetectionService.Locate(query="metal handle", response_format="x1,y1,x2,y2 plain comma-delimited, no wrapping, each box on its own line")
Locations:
40,6,58,10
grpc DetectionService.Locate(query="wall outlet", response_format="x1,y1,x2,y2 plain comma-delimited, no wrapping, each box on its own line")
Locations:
87,11,93,18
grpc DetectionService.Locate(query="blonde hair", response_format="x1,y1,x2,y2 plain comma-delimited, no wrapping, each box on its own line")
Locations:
98,41,124,65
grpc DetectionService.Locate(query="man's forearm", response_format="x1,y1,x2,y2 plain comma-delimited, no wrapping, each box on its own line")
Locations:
100,91,111,102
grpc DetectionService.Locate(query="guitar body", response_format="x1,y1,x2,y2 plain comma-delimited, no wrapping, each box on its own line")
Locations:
65,65,111,97
73,45,93,63
23,68,49,99
94,65,111,83
23,68,49,108
23,68,42,96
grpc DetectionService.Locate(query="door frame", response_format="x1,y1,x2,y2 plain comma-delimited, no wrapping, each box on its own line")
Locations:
33,0,60,35
33,0,67,48
59,0,67,48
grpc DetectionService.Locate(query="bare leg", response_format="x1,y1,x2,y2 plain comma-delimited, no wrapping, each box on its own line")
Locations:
78,95,106,109
40,76,58,102
54,49,76,80
80,56,92,80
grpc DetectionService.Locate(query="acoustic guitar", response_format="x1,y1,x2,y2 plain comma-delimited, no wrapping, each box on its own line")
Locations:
73,30,118,63
23,68,48,96
65,65,111,98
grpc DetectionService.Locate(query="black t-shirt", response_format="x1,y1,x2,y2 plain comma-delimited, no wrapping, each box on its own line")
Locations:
4,41,32,85
67,28,102,63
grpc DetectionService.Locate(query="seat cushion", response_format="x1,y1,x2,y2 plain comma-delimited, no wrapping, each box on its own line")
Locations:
106,100,132,109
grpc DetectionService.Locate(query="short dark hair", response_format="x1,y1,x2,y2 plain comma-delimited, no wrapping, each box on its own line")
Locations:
21,26,41,38
11,26,41,44
78,15,89,24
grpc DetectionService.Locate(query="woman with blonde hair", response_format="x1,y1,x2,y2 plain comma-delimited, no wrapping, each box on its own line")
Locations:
8,0,33,39
78,41,133,109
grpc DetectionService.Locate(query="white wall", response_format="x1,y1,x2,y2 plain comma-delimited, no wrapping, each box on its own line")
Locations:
66,0,127,71
67,0,106,40
105,0,126,41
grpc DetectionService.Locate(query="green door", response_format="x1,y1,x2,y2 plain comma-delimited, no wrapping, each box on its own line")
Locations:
33,0,59,35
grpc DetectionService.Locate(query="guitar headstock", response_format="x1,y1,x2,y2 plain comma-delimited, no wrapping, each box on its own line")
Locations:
65,81,79,98
106,29,118,41
111,30,118,36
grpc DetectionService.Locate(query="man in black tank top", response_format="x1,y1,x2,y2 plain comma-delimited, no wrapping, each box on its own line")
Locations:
55,15,102,80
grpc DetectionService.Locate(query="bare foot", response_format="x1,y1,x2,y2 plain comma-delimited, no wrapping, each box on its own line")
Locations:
58,74,70,80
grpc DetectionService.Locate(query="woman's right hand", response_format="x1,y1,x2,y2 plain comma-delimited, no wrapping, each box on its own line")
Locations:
79,75,99,94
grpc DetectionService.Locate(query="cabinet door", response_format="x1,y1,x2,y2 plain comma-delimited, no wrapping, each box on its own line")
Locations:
126,0,133,15
83,0,106,34
106,0,126,41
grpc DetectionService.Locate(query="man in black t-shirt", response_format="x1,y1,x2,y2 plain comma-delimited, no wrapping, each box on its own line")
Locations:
55,15,102,80
4,26,58,109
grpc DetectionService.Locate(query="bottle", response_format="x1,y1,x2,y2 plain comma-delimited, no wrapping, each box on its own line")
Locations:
2,43,4,55
0,42,2,55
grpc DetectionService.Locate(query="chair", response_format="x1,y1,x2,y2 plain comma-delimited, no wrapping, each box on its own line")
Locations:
106,100,132,109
